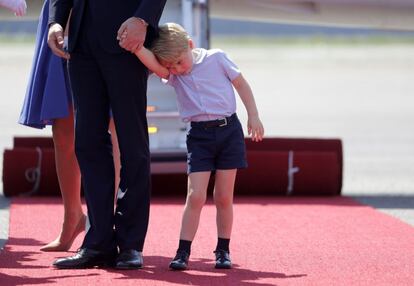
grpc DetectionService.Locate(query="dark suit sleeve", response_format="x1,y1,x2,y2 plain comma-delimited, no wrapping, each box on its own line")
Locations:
134,0,167,30
48,0,73,29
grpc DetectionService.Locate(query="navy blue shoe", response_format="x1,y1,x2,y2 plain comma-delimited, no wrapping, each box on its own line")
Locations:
169,250,190,270
214,249,232,269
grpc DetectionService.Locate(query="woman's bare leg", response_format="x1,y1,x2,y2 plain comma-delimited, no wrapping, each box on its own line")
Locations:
109,118,120,202
41,107,85,251
41,111,120,251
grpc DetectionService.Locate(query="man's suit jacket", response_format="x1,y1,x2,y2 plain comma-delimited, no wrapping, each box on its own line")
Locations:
49,0,166,53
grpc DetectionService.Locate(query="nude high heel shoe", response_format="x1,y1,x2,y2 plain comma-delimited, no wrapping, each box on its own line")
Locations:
40,214,86,252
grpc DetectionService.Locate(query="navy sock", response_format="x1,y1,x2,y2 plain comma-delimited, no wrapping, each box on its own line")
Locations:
216,237,230,252
178,239,192,254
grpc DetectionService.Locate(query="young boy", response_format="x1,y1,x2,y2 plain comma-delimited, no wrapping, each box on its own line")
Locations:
125,23,264,270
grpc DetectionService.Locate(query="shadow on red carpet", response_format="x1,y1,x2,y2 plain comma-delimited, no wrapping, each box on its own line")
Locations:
1,196,413,286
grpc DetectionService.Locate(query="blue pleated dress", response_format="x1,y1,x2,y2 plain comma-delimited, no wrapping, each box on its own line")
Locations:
19,0,71,129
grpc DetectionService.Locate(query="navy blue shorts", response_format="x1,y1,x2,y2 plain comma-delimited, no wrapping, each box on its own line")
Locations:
186,113,248,174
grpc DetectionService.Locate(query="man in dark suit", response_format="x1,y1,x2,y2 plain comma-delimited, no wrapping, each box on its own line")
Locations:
47,0,166,269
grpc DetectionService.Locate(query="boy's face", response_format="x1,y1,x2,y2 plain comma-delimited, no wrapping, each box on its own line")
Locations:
160,40,194,75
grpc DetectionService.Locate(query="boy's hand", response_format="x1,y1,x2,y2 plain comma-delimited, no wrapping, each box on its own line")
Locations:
247,115,264,142
121,31,145,55
117,17,147,53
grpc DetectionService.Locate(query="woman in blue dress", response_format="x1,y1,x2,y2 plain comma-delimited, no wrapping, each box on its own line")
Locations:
19,0,120,251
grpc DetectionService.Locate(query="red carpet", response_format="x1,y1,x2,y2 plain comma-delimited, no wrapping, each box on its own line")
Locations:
1,197,414,285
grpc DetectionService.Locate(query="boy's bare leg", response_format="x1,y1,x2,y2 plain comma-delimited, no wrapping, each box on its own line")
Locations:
179,171,211,241
213,169,237,239
169,171,210,270
213,169,236,269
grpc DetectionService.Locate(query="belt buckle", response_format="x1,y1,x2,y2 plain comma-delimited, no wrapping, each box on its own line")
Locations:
218,117,227,127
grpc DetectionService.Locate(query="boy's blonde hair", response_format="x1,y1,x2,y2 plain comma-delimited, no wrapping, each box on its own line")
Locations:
151,23,190,63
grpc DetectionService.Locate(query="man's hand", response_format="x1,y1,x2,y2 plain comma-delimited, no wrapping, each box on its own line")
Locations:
47,23,70,60
117,17,147,53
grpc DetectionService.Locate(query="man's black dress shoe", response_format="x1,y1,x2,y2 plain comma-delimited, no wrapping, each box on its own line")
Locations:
169,250,190,270
115,249,143,269
214,249,232,269
53,248,118,269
